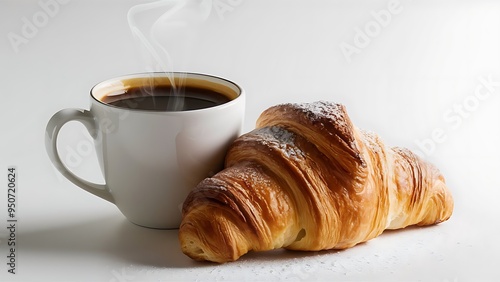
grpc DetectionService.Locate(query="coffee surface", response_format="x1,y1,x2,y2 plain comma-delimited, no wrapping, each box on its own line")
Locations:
102,85,231,111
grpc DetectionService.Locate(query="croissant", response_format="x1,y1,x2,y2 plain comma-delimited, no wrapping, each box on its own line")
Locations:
178,101,453,263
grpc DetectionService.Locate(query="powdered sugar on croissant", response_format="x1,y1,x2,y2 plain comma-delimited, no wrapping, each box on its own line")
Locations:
179,101,453,263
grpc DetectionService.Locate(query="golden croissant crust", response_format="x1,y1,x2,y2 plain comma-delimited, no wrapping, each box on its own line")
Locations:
179,101,453,263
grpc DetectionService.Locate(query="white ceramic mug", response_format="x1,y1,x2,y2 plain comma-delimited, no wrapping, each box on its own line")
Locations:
45,73,245,229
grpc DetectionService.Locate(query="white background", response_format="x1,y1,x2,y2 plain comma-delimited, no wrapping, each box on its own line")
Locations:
1,0,500,281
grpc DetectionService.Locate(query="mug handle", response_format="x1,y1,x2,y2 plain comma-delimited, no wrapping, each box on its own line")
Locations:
45,108,114,203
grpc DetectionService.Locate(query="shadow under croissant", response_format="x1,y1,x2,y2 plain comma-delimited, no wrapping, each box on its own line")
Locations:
238,246,347,262
188,224,444,264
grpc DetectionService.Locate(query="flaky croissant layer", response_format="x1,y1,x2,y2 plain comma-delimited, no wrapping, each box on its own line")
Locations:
179,101,453,263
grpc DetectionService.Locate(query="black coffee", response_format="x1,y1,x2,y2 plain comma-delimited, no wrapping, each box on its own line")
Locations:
102,85,231,111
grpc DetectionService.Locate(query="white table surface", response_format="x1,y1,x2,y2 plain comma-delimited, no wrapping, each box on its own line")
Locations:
1,0,500,281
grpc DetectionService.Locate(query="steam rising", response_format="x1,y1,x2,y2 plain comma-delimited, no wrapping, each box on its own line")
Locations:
127,0,213,110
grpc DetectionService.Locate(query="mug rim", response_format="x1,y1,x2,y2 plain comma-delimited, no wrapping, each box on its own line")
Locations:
90,72,244,113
